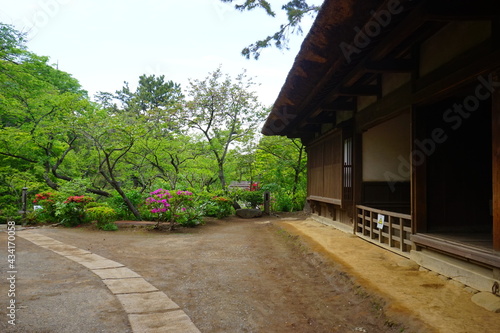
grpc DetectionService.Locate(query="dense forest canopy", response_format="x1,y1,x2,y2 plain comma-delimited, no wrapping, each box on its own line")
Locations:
0,23,307,223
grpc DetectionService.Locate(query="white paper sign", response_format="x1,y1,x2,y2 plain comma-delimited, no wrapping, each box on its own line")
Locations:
376,214,385,229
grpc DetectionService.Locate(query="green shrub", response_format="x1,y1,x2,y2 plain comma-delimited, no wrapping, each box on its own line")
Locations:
100,222,118,231
86,206,117,229
203,196,234,218
0,205,22,224
55,195,94,227
138,204,156,221
106,190,143,220
84,201,108,209
231,189,264,209
275,192,293,212
175,207,205,227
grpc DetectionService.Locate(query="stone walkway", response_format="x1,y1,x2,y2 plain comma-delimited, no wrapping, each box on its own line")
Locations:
17,230,200,333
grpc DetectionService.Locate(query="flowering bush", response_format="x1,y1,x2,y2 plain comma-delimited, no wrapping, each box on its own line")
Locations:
55,195,94,227
250,182,260,191
33,192,56,204
32,192,58,223
145,189,203,230
204,196,234,218
64,196,94,205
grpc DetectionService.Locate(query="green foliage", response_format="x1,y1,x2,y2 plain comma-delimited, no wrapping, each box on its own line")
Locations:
54,195,94,227
0,23,92,201
274,191,294,212
84,201,108,209
259,183,306,212
114,74,183,119
0,204,21,224
106,191,143,220
86,206,118,229
0,24,308,222
100,222,118,231
253,136,307,212
0,23,27,62
56,179,92,198
184,66,266,189
232,189,264,209
203,195,234,218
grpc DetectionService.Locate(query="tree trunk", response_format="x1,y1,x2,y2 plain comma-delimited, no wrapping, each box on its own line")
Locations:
111,180,142,220
100,170,142,220
218,162,227,191
43,174,59,190
86,188,111,197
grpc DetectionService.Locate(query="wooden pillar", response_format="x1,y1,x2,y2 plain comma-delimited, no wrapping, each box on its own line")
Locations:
493,74,500,251
411,105,427,234
352,131,363,234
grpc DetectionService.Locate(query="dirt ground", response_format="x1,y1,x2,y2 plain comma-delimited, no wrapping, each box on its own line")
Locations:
1,214,497,332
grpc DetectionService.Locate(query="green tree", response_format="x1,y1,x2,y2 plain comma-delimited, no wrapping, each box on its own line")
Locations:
183,67,266,190
0,23,108,198
114,74,183,126
84,74,185,218
79,107,144,219
255,135,307,209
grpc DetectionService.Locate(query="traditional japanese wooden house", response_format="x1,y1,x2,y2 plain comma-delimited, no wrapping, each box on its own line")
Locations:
262,0,500,292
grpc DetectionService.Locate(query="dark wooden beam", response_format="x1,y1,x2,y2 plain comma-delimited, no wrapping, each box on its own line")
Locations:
338,85,380,97
365,59,416,73
306,113,336,124
296,123,321,134
322,101,356,111
425,0,500,21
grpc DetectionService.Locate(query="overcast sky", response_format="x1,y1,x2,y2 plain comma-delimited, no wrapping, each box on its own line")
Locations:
0,0,321,106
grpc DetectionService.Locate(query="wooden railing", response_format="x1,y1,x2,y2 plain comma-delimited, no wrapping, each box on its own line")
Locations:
356,205,413,256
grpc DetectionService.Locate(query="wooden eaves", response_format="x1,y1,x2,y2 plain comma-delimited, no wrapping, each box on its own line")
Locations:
261,0,500,141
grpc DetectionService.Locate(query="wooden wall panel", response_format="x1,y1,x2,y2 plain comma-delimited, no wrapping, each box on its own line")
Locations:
308,144,324,197
307,130,342,200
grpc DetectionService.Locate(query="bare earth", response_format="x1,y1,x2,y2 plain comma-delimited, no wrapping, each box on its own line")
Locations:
1,214,499,332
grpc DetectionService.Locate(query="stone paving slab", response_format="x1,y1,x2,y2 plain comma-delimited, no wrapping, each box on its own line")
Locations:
128,311,201,333
103,277,159,294
31,240,66,247
17,232,57,241
66,253,125,270
40,243,92,256
92,267,141,279
116,291,179,313
471,292,500,313
21,236,65,245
